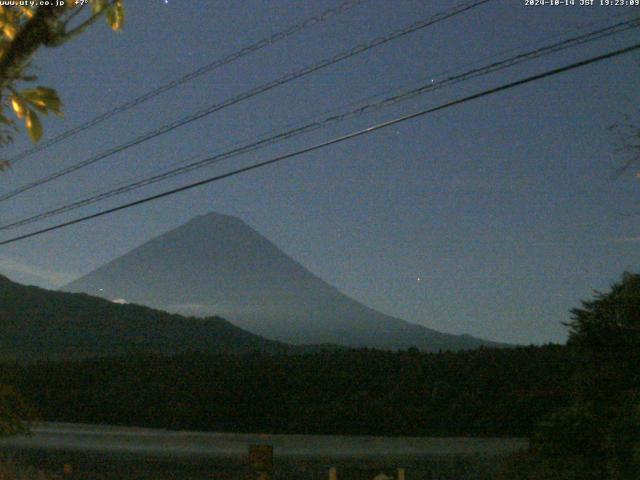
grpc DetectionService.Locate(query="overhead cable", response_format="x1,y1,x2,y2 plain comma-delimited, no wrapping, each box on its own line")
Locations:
1,17,636,231
1,41,638,246
6,0,367,166
0,0,493,202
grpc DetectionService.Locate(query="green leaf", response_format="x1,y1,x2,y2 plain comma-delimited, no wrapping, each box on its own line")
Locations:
10,96,26,119
106,0,125,31
92,0,108,15
25,109,42,143
21,87,63,117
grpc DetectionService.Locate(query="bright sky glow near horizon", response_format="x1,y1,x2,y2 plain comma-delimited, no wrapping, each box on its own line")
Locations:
0,0,638,345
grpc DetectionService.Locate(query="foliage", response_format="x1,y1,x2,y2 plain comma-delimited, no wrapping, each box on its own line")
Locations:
0,0,124,162
610,110,640,179
566,272,640,410
0,457,55,480
0,345,575,437
499,273,640,480
605,395,640,480
565,272,640,352
0,383,34,437
498,401,640,480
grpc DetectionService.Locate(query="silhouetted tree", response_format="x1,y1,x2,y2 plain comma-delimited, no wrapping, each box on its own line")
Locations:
0,384,33,437
499,272,640,480
0,1,124,167
0,0,126,433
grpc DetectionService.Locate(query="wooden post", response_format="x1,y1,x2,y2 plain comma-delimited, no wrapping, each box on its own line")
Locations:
397,468,405,480
62,464,73,477
328,466,337,480
248,445,273,480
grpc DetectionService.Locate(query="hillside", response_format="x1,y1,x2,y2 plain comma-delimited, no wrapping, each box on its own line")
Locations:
64,212,507,351
0,274,295,362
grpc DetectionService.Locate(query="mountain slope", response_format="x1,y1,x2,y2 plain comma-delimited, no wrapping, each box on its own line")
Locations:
64,212,506,351
0,274,295,362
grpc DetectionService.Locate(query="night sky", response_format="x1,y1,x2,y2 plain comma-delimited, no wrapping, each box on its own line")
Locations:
0,0,638,344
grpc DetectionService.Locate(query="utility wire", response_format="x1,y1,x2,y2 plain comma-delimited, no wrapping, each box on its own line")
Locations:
0,0,493,203
1,41,638,246
9,10,630,227
6,0,366,166
1,17,636,232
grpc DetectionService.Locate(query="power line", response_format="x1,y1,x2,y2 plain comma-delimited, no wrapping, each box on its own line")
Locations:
1,41,638,247
1,17,636,232
0,0,493,203
6,10,629,227
6,0,366,166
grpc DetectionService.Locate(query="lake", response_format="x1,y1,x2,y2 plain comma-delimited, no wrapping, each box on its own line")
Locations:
0,423,527,480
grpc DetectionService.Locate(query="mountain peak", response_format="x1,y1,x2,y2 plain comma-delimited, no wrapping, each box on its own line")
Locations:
195,211,242,222
64,214,506,351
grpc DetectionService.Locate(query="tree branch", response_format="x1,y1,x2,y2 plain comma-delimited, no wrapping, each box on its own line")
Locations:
0,6,64,88
60,3,115,44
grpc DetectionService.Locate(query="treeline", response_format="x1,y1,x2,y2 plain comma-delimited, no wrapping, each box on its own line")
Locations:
0,344,576,437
